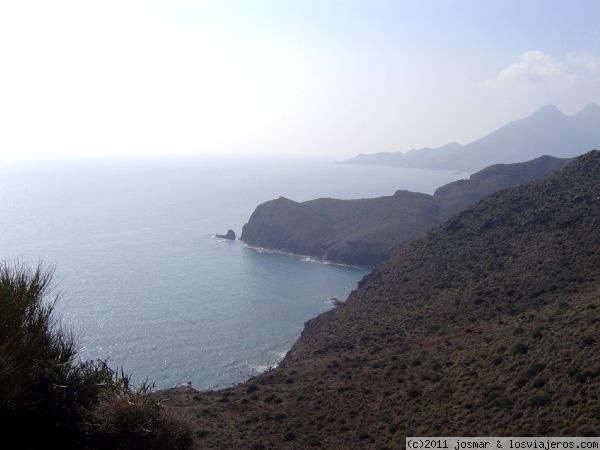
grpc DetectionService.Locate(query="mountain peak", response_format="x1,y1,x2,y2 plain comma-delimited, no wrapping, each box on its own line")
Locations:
342,104,597,171
574,103,600,117
529,104,563,118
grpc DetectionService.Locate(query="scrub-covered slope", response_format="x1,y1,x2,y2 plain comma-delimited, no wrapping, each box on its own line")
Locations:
166,151,600,449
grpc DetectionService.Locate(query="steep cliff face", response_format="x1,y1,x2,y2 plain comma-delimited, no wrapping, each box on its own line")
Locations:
240,196,335,257
241,155,571,265
166,151,600,449
241,190,439,266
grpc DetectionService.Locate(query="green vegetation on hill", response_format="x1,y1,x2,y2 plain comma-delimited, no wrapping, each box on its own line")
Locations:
164,150,600,449
0,264,193,450
241,155,571,265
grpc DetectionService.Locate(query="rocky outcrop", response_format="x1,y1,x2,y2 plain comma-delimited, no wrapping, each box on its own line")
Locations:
216,229,236,240
241,155,571,265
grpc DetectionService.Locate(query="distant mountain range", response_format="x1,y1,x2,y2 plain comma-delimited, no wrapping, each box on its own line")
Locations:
240,155,571,265
342,104,600,171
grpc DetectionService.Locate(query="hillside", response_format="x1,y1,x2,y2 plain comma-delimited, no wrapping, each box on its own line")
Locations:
163,150,600,449
241,155,571,265
342,104,600,171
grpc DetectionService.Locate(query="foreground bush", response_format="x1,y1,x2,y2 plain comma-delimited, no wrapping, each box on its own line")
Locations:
0,263,192,449
89,380,194,450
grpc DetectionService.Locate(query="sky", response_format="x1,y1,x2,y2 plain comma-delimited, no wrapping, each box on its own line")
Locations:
1,0,599,162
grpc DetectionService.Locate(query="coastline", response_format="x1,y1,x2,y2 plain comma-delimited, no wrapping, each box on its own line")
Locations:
240,241,371,270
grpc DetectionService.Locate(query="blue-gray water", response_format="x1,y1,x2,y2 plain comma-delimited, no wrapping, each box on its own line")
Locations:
0,157,467,389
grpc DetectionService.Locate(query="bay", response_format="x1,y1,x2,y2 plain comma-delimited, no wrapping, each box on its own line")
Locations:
0,157,467,389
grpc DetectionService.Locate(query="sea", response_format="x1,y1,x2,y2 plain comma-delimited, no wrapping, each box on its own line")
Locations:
0,157,468,390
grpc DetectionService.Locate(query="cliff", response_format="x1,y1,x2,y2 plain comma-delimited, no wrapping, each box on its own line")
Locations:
241,155,571,265
164,150,600,449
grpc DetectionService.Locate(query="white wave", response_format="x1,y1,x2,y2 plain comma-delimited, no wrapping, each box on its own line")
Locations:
249,364,271,374
247,348,289,375
324,296,343,306
242,243,364,268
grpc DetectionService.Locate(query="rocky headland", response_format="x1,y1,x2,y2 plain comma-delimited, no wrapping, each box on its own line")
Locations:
241,155,571,266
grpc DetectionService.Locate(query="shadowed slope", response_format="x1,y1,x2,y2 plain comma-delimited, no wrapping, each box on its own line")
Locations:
164,151,600,449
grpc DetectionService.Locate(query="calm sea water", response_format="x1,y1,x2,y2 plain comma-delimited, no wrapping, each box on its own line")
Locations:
0,157,467,389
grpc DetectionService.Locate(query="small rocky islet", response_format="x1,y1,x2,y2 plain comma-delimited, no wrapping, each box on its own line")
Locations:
216,229,236,240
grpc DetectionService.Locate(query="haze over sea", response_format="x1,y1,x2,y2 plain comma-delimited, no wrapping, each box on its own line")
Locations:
0,157,467,389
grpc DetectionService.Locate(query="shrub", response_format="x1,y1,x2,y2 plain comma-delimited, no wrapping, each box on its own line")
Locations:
532,378,546,388
408,388,422,398
0,263,192,449
514,376,528,388
86,378,194,450
532,327,544,339
524,363,546,378
0,263,97,448
512,342,529,355
529,392,551,407
283,431,296,441
581,336,595,347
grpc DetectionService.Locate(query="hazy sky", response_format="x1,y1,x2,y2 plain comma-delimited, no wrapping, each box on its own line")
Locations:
1,0,599,162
